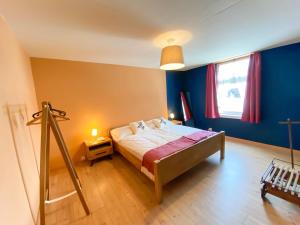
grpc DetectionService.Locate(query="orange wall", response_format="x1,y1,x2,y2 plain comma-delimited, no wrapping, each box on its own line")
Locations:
0,17,39,225
31,58,167,169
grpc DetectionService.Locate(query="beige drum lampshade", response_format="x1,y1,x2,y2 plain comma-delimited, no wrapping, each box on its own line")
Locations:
160,45,185,70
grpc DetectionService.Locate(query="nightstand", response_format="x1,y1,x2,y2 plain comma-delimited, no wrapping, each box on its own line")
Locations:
171,120,183,125
84,137,113,166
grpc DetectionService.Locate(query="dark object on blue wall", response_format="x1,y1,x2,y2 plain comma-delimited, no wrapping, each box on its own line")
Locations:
166,42,300,150
166,71,184,120
184,92,195,127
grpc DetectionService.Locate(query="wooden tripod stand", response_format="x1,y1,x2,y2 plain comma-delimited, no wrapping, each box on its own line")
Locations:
27,102,90,225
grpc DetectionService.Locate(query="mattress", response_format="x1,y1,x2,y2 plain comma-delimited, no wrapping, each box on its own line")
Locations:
111,124,204,180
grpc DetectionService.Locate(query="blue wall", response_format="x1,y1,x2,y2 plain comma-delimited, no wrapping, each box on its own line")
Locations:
166,42,300,150
166,71,184,120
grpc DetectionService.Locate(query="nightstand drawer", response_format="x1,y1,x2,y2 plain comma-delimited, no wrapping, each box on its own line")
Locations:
84,138,113,163
87,148,113,160
86,147,112,159
89,142,111,150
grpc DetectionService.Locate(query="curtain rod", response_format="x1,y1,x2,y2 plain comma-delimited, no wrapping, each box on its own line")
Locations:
214,53,252,65
184,52,254,70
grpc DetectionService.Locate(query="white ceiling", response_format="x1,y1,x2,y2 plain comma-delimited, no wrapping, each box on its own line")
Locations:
1,0,300,69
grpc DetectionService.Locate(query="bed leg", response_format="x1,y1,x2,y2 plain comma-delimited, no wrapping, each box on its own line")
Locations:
220,132,225,160
221,146,225,160
155,180,162,203
154,161,163,203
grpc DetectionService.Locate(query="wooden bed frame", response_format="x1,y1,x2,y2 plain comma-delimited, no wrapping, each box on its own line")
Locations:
112,131,225,203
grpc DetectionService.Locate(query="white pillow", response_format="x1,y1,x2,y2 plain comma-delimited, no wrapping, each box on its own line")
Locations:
129,120,149,134
110,126,133,142
153,117,172,128
145,120,156,129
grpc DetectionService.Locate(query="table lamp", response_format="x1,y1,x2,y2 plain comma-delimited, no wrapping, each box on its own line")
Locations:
91,128,105,142
91,128,98,137
169,113,175,120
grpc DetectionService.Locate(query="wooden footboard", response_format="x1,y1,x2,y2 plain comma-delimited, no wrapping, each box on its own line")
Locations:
111,130,225,203
153,131,225,203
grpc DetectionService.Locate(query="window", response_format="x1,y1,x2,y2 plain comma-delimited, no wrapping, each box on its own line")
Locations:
216,56,250,119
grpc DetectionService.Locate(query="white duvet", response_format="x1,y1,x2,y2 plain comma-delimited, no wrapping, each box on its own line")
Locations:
111,124,204,180
114,125,201,160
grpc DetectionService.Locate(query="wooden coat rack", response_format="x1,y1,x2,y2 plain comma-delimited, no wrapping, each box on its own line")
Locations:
27,102,90,225
261,119,300,205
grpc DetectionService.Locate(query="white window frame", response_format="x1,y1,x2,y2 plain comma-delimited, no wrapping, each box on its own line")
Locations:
216,56,250,119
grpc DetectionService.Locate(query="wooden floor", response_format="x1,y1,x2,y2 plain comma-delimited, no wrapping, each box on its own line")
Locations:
46,138,300,225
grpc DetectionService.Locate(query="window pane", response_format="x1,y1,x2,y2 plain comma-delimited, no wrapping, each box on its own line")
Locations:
217,57,250,118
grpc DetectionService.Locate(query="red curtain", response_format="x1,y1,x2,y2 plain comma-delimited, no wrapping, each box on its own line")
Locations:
241,52,261,123
180,91,192,121
205,64,220,119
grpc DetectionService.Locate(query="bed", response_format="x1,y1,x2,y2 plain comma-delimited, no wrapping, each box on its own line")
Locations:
110,119,225,203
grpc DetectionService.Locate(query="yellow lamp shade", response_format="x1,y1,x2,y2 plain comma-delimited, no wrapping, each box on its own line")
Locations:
160,45,185,70
91,128,98,137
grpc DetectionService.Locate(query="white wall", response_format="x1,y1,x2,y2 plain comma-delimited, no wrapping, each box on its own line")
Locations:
0,16,40,225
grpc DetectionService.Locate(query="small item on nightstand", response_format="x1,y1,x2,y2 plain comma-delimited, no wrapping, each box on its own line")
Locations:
84,137,113,166
172,120,183,125
97,136,105,141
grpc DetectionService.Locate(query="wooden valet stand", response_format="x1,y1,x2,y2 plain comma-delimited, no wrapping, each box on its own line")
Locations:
27,102,90,225
261,119,300,205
